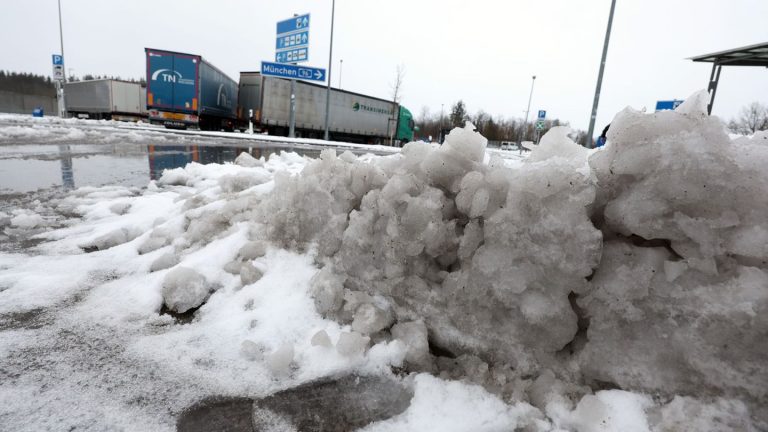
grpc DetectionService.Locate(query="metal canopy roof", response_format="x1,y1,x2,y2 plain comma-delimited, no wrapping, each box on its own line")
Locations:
690,42,768,67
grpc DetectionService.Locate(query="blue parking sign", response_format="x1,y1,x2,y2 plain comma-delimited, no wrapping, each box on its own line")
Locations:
52,55,64,65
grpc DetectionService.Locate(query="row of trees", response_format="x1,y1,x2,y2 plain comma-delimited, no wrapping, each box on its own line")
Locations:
0,70,145,97
0,71,56,96
68,74,146,85
415,100,588,146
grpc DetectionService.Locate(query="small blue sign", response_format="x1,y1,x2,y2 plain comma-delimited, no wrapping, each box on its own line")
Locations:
655,100,683,112
276,14,310,35
52,54,63,65
275,48,309,64
276,30,309,50
261,61,325,82
537,110,546,120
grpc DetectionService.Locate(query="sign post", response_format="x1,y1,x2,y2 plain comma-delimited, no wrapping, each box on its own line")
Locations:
275,13,310,138
52,54,65,117
534,110,546,144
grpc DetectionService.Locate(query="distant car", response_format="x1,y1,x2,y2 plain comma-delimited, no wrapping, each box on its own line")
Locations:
500,141,514,150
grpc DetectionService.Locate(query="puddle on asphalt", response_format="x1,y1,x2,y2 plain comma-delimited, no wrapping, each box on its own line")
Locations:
0,141,389,194
177,375,414,432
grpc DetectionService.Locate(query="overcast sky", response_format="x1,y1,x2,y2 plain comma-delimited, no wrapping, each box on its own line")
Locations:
1,0,766,133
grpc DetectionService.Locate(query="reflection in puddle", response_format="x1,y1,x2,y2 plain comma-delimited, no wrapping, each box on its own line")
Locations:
58,145,74,190
0,141,377,193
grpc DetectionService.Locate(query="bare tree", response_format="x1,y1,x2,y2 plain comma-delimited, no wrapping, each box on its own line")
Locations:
390,64,405,104
729,102,768,135
388,64,406,145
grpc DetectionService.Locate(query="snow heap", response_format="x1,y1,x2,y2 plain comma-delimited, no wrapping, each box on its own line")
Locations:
1,91,767,430
251,91,767,427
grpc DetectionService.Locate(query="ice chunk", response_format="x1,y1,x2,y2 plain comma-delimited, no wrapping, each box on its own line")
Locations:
240,262,263,286
391,321,429,367
309,267,345,315
158,167,191,186
336,331,370,356
10,212,44,229
81,227,138,251
137,235,167,255
266,343,295,375
234,151,264,167
351,302,394,335
528,126,589,163
310,330,332,348
149,252,179,272
223,260,242,275
161,267,210,313
238,240,268,260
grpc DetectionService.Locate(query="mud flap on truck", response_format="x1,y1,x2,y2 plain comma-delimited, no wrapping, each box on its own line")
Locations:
149,110,198,130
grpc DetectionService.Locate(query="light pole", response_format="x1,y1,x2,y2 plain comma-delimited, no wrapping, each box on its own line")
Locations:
586,0,617,147
57,0,67,117
518,75,536,154
323,0,336,141
439,103,444,143
339,59,343,89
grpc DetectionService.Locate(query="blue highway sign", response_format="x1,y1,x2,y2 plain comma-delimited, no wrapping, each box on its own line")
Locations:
276,30,309,50
537,110,546,120
261,61,325,82
52,54,64,65
275,49,309,64
655,100,682,112
277,14,310,35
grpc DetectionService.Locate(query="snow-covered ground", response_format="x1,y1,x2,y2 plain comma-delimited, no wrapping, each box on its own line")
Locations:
0,92,766,431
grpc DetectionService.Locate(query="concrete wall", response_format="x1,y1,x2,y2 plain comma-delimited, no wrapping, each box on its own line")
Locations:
0,90,57,115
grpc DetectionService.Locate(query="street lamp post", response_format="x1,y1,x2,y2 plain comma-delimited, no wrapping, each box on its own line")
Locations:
323,0,336,141
339,59,343,89
586,0,617,147
518,75,536,154
439,103,444,143
57,0,67,117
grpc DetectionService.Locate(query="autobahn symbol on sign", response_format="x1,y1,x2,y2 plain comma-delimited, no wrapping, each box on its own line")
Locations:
261,61,325,82
277,14,310,34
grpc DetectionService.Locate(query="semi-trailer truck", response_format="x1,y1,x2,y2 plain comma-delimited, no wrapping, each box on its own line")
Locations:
64,79,146,121
237,72,415,144
145,48,238,131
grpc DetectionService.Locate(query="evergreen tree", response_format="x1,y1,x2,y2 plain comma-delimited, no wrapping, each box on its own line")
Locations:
450,100,467,128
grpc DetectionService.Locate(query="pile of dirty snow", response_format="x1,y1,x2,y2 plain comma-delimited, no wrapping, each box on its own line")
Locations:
0,91,766,431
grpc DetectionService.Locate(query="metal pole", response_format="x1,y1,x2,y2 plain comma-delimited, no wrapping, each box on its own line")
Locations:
518,75,536,154
339,59,343,89
706,63,721,115
57,0,67,117
586,0,617,148
323,0,336,141
288,78,296,137
58,0,66,83
439,103,444,143
288,13,299,138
